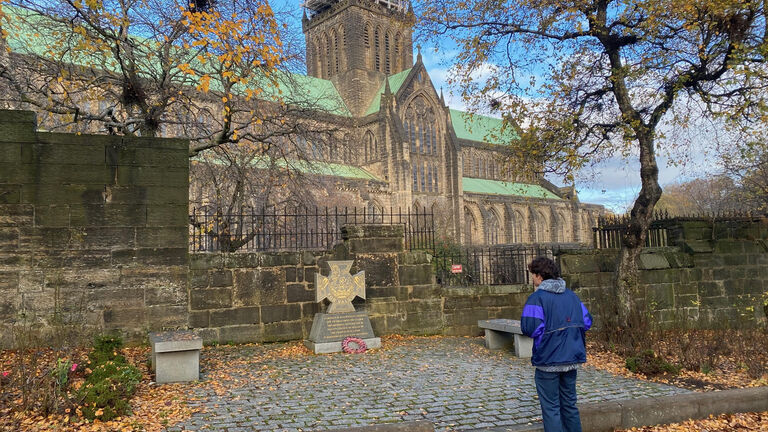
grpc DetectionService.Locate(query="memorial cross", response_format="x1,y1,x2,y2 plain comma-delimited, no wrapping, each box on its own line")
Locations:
315,260,366,313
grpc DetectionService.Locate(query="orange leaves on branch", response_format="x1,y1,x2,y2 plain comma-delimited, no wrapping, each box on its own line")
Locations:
181,0,282,98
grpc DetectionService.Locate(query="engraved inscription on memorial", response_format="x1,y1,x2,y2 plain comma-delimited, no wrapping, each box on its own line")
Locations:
323,314,366,339
315,260,365,314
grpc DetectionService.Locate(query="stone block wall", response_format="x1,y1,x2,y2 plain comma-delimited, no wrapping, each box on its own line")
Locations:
0,110,189,345
561,219,768,329
188,224,533,343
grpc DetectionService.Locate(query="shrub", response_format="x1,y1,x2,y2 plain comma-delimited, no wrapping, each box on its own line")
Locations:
625,349,679,376
77,361,141,421
75,333,142,421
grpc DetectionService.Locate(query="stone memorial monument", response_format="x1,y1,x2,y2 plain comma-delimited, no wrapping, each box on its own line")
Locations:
304,260,381,354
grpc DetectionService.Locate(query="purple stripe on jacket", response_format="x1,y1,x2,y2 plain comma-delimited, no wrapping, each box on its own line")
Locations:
581,303,592,330
522,304,545,321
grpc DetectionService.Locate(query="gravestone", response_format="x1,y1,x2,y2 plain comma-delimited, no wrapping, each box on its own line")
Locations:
304,260,381,354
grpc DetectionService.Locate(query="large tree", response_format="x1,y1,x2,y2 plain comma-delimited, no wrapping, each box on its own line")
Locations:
420,0,768,329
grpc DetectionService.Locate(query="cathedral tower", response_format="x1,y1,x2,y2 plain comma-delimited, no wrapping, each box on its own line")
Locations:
302,0,415,115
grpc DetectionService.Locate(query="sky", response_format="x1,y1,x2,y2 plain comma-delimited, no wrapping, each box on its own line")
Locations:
271,0,717,213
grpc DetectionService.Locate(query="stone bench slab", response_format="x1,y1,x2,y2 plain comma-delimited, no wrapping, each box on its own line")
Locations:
150,330,203,352
478,319,532,358
478,318,523,334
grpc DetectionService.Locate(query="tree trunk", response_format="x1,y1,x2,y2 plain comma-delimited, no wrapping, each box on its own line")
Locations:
612,131,662,332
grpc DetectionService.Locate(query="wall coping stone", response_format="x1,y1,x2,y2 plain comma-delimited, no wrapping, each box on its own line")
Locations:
443,285,531,297
342,224,405,239
681,240,714,254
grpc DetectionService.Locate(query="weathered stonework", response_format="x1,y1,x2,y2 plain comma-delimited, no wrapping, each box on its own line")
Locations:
0,110,189,346
561,219,768,329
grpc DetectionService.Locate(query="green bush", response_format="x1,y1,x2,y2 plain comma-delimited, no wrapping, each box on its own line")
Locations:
77,361,141,421
625,349,679,376
76,333,142,421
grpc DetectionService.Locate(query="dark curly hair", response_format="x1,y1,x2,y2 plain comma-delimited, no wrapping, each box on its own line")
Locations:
527,257,560,280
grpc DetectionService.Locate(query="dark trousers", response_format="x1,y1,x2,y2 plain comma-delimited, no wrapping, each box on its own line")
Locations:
534,368,582,432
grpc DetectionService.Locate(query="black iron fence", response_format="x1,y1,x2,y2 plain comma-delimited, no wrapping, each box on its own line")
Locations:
189,206,434,253
593,213,669,249
592,210,765,249
433,244,576,286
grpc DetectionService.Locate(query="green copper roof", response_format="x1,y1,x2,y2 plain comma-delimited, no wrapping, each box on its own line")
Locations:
365,68,413,115
246,158,380,181
256,72,351,116
197,154,381,181
281,160,380,180
462,177,561,199
450,109,518,145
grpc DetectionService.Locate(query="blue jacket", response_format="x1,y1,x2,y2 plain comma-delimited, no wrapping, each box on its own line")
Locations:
521,278,592,367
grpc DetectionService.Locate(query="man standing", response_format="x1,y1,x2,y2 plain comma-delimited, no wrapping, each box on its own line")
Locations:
521,257,592,432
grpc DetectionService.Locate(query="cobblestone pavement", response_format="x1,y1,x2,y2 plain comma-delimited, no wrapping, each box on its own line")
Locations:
168,337,690,432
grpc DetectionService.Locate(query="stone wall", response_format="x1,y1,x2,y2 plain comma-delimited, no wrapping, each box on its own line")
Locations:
188,224,532,343
0,110,189,345
561,219,768,329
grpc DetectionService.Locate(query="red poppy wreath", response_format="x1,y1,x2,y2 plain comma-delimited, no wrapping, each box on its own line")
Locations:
341,336,367,354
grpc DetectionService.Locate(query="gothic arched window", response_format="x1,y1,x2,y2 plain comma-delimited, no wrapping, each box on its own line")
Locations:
464,208,475,246
364,130,376,162
394,33,401,70
330,29,337,75
427,165,433,192
384,32,391,74
314,38,323,77
433,163,439,192
323,34,331,78
536,211,548,243
404,96,441,193
486,211,500,245
374,27,381,72
339,25,346,70
418,117,425,153
408,119,416,152
512,211,524,243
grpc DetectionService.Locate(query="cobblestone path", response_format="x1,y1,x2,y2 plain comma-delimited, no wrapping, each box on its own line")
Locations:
168,337,689,432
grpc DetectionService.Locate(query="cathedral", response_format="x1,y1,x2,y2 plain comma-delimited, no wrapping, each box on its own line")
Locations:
290,0,604,245
0,0,605,247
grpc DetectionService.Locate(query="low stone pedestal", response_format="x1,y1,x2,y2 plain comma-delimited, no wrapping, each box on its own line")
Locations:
149,331,202,384
304,311,381,354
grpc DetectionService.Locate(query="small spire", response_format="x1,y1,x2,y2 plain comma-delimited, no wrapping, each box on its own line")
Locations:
440,87,445,105
384,77,392,95
416,45,422,64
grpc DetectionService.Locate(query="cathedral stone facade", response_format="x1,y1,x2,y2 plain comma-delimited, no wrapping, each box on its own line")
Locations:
293,0,604,246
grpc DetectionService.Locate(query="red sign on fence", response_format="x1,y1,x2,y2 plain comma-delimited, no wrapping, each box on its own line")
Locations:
451,264,463,273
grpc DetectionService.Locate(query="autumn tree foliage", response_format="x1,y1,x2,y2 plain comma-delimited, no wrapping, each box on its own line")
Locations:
722,142,768,212
420,0,768,332
655,175,743,215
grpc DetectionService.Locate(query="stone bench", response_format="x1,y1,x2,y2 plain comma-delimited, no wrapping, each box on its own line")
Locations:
149,330,202,384
478,319,533,358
